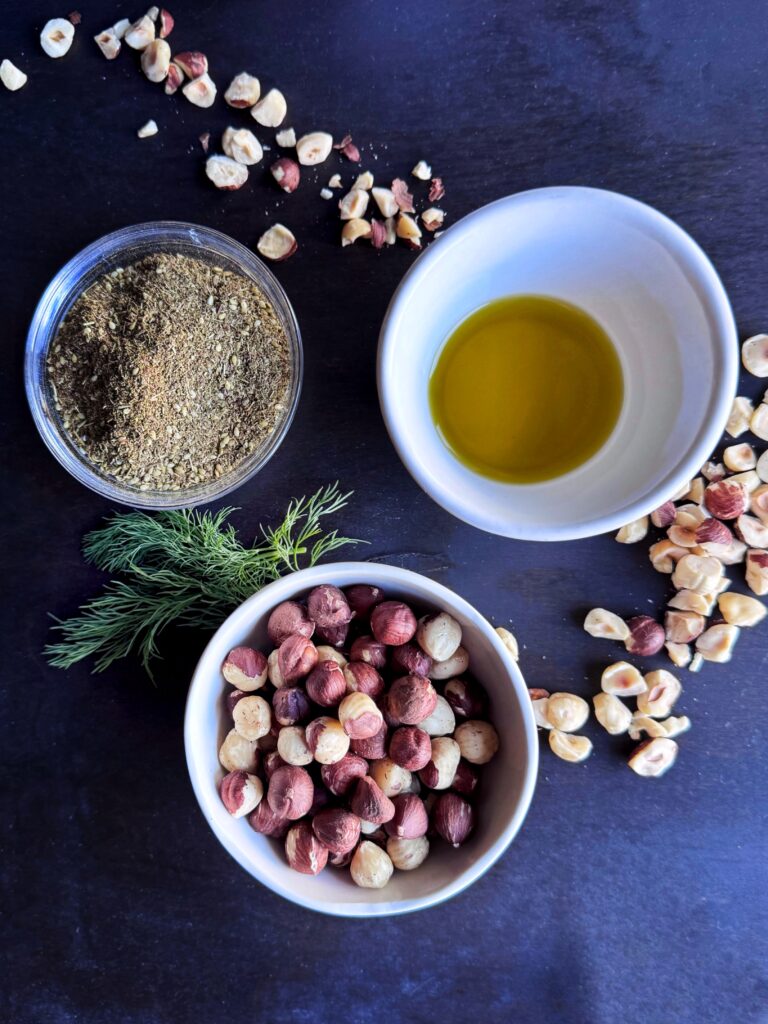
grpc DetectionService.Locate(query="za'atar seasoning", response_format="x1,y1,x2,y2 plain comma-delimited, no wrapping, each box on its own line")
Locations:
47,252,292,491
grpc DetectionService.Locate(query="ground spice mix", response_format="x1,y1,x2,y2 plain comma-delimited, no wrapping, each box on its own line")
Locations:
47,252,292,491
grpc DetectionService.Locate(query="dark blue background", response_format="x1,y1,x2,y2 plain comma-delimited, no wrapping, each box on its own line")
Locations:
1,1,766,1021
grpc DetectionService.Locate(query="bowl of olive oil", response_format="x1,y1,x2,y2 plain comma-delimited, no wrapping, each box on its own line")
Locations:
378,187,738,541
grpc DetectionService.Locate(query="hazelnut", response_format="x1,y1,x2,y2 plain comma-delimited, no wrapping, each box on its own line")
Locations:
724,443,757,472
528,687,550,700
742,334,768,377
248,800,289,838
278,634,318,682
583,608,630,640
328,849,355,869
758,452,768,484
349,636,388,669
384,794,429,839
649,540,688,573
730,469,762,493
752,484,768,524
592,692,632,735
174,50,207,77
141,38,171,81
624,615,665,657
267,601,314,646
350,776,395,824
718,592,767,627
257,224,298,262
306,584,352,633
262,750,286,779
419,736,461,789
312,808,361,856
704,478,749,520
389,726,432,770
664,609,705,644
396,213,422,248
494,626,519,661
600,661,647,697
697,538,747,565
267,765,314,819
387,835,430,871
627,737,678,777
306,661,346,706
305,716,350,764
225,688,249,715
315,622,350,648
451,759,480,795
370,757,412,798
747,550,768,595
272,686,311,727
267,649,286,689
232,695,272,741
390,641,433,678
321,754,369,796
372,186,399,218
205,155,248,191
378,692,401,730
695,623,740,663
672,554,724,593
665,642,692,668
695,518,733,546
158,8,174,38
164,62,183,93
219,770,263,817
454,720,499,764
341,219,372,247
315,645,348,668
419,694,457,737
221,646,268,691
615,516,650,543
429,645,470,680
183,73,217,108
386,675,437,725
371,601,418,645
224,71,260,107
668,589,712,615
270,157,300,192
531,697,552,729
342,661,384,699
701,460,727,482
285,822,328,875
628,714,691,741
421,208,445,232
339,188,370,220
637,670,682,718
685,477,706,503
350,841,394,889
650,501,676,528
726,395,755,437
222,127,263,166
295,130,334,164
123,15,155,50
350,720,389,759
94,29,121,60
416,612,462,661
344,584,384,620
545,693,590,733
432,792,475,847
443,677,488,718
338,692,384,739
276,726,313,766
736,514,768,549
548,730,593,763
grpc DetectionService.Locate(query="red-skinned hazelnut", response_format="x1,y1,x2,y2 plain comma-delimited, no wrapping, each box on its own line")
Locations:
272,687,312,726
307,585,352,631
371,600,417,646
350,775,395,824
285,821,328,875
451,759,480,795
312,807,361,855
221,646,268,690
388,726,432,770
387,674,438,724
444,677,488,719
270,157,301,193
320,754,369,796
344,584,384,620
267,765,314,820
314,621,349,648
305,661,346,706
349,635,387,669
343,661,385,699
278,634,318,681
248,799,290,838
219,770,263,817
267,601,314,646
432,792,475,847
625,615,665,657
350,720,388,759
385,794,429,839
390,641,433,678
379,692,401,729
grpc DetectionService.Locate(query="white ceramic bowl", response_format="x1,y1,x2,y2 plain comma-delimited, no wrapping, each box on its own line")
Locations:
378,186,738,541
185,562,538,917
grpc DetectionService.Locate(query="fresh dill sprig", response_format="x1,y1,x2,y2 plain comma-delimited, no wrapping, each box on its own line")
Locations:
45,484,361,677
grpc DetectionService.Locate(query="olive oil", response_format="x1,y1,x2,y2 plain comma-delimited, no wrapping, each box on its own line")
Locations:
429,295,623,483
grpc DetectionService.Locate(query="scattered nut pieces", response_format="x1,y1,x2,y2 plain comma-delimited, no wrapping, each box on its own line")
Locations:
205,154,248,191
0,59,27,90
224,71,260,108
627,737,678,777
256,223,297,262
725,396,755,437
742,334,768,377
252,88,288,127
137,119,159,138
328,173,342,188
183,72,217,108
41,17,75,57
549,730,592,763
222,127,263,166
124,15,155,50
584,608,629,641
615,516,649,543
592,692,632,735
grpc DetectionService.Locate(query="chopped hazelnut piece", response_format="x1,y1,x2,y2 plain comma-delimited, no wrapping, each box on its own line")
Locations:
276,127,297,148
627,737,678,777
615,516,649,543
600,661,646,697
205,155,248,190
257,224,298,261
637,669,681,718
183,73,217,108
584,608,629,641
412,159,432,180
224,71,260,108
649,539,688,573
725,395,755,437
252,88,288,127
750,404,768,441
628,714,690,741
371,187,399,218
421,207,445,232
746,550,768,595
665,641,691,668
296,131,333,165
717,591,766,627
137,119,159,138
671,553,723,593
396,213,422,248
222,127,263,166
593,692,632,735
352,171,374,190
724,443,757,472
41,17,76,57
340,219,371,247
695,623,740,663
742,334,768,377
339,188,370,220
0,59,27,90
124,15,155,50
548,730,592,763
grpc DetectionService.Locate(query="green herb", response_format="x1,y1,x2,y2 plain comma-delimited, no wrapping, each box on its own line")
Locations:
46,484,361,677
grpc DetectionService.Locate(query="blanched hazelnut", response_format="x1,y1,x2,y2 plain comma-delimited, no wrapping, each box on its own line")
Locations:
372,186,399,218
285,822,328,875
370,757,412,797
94,28,121,59
315,645,347,667
672,554,724,593
257,223,298,262
717,591,766,627
396,213,422,248
343,661,385,698
429,645,470,680
742,334,768,377
451,759,480,795
650,501,676,528
387,835,429,870
276,726,312,766
704,478,749,520
746,550,768,595
339,188,370,220
350,841,394,888
649,540,688,573
232,694,271,741
432,792,475,847
668,589,712,615
419,736,461,789
736,513,768,548
664,609,705,644
221,646,268,691
371,601,417,645
390,641,433,678
220,770,263,817
416,611,462,661
387,675,437,724
338,692,384,739
248,800,289,838
268,601,314,646
344,584,384,620
205,155,248,191
454,720,499,764
548,730,592,763
222,127,263,166
758,452,768,484
388,726,431,770
730,469,762,493
600,661,647,696
419,694,457,737
615,516,649,543
627,737,678,777
350,720,388,759
628,714,691,741
624,615,665,656
349,635,387,669
665,641,692,668
305,716,350,764
278,634,318,681
272,687,311,726
531,697,552,729
251,87,287,127
350,776,395,824
219,728,260,773
267,765,314,819
545,693,589,733
695,623,740,663
141,38,171,81
724,443,757,472
320,754,368,796
296,130,334,164
726,395,755,436
684,477,706,504
637,670,681,717
583,608,630,640
183,73,217,108
592,692,632,735
267,648,286,689
312,808,361,855
698,537,747,565
306,661,346,706
224,71,260,107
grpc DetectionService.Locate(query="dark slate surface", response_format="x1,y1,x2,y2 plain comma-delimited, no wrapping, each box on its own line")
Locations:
1,1,767,1021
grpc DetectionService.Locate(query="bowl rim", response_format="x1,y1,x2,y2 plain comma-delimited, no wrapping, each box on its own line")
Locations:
377,185,739,541
24,220,303,510
184,561,539,918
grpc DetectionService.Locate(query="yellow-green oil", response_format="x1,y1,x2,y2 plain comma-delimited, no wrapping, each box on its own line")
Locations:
429,295,624,483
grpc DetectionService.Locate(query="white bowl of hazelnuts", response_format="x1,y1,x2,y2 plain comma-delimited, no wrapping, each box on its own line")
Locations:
184,562,538,917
